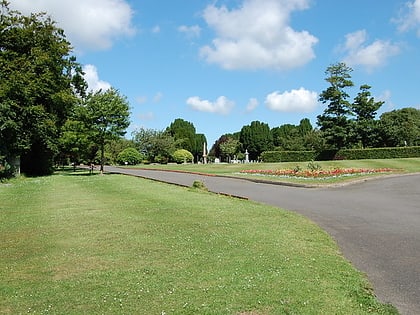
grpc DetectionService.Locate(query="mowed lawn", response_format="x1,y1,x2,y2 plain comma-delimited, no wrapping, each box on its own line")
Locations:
0,171,397,314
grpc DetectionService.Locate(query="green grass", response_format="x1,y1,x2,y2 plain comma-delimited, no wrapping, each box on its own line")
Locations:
0,170,398,314
135,158,420,185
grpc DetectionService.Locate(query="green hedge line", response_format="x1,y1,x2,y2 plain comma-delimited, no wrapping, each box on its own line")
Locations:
261,146,420,162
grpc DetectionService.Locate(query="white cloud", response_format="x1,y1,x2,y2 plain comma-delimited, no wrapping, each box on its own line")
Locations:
246,98,259,112
153,92,163,103
395,0,420,36
178,25,201,38
136,96,148,104
265,88,318,113
83,64,111,92
138,112,155,121
200,0,318,70
152,25,161,34
341,30,400,71
9,0,136,51
186,96,235,115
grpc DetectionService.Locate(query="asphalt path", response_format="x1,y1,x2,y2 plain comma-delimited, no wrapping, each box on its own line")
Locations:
105,166,420,315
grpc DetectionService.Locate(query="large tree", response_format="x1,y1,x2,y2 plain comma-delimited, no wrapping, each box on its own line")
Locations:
351,84,384,148
0,1,86,175
80,88,130,172
166,118,197,153
240,121,273,161
132,128,175,163
317,62,354,149
379,108,420,147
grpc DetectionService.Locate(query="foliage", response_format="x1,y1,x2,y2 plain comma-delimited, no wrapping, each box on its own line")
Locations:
261,147,420,162
240,120,273,160
172,149,194,163
116,147,143,165
79,88,130,172
261,150,317,162
191,180,208,191
209,133,240,160
193,133,207,163
219,137,240,161
317,62,354,149
58,119,92,165
104,138,135,165
272,118,315,151
379,108,420,147
0,2,86,175
132,127,175,162
351,85,384,148
167,118,197,152
0,155,13,179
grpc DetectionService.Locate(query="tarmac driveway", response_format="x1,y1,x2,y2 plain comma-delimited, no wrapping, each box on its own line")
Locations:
105,166,420,315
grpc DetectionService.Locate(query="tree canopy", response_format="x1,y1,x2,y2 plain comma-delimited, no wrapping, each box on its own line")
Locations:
0,1,85,175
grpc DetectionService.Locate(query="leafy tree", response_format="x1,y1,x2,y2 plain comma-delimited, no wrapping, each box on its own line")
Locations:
80,88,130,172
209,133,240,160
379,108,420,147
105,138,134,165
271,119,314,151
351,85,384,148
132,128,175,162
167,118,196,152
219,137,240,162
116,147,143,165
0,1,86,175
172,149,194,163
240,121,273,160
317,62,354,149
58,119,92,165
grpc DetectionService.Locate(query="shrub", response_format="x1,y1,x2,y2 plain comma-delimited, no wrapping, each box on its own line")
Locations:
172,149,193,164
192,180,208,191
116,148,143,165
261,146,420,162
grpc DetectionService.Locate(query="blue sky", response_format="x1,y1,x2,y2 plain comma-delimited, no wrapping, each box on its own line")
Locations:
10,0,420,146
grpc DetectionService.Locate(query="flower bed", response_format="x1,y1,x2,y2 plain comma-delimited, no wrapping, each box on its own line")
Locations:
239,168,397,179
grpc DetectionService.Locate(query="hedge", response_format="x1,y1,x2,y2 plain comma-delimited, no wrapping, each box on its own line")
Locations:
261,146,420,162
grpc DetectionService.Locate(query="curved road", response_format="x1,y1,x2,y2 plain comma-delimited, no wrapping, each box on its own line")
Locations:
105,166,420,315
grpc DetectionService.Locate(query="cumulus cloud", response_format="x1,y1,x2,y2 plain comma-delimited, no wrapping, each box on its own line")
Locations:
246,98,259,112
9,0,136,51
153,92,163,103
152,25,161,34
341,30,400,71
186,96,235,115
178,25,201,38
138,112,155,121
83,64,111,92
395,0,420,36
199,0,318,70
265,88,318,113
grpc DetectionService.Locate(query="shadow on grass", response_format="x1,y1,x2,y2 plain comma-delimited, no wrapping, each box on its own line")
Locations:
54,167,109,177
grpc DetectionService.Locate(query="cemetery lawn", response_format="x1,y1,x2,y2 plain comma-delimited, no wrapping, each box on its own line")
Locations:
0,171,398,314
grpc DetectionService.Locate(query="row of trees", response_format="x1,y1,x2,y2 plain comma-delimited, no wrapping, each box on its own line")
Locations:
1,1,418,176
210,63,420,162
0,2,130,176
211,106,420,162
132,118,207,163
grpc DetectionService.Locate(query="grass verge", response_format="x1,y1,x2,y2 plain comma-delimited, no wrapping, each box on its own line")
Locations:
0,170,397,314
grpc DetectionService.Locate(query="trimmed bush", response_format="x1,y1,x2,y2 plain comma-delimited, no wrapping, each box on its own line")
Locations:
261,146,420,162
116,148,143,165
261,151,317,162
172,149,194,164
